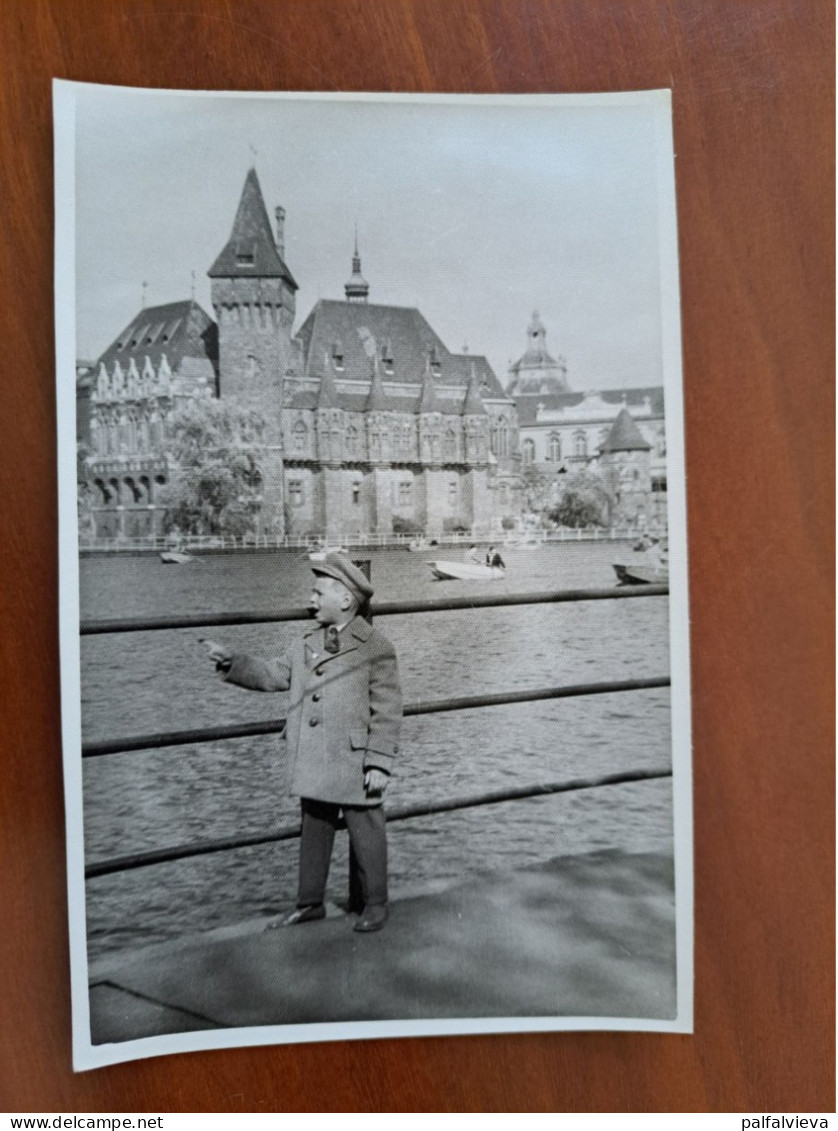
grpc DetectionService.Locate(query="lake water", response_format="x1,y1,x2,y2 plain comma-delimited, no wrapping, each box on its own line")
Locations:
79,542,673,962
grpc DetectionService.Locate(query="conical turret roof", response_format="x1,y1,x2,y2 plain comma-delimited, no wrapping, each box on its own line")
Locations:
417,360,442,413
208,167,297,287
365,358,387,411
462,364,487,415
599,407,651,452
317,358,341,409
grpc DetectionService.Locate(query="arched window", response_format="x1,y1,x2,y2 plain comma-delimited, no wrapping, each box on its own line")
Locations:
352,481,361,505
444,427,458,462
548,433,562,462
292,419,308,453
574,430,588,458
492,417,509,458
521,438,535,466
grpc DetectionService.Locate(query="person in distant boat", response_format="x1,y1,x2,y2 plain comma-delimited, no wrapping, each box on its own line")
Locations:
202,554,402,934
464,544,482,565
486,546,506,570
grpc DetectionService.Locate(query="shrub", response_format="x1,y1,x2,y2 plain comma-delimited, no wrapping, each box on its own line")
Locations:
392,514,422,535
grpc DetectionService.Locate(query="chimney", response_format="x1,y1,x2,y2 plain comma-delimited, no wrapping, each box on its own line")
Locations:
274,206,286,258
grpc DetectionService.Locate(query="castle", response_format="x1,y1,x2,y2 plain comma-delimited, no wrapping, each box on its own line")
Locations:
79,168,522,542
78,168,668,542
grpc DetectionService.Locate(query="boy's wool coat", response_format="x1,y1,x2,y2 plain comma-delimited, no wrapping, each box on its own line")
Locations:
224,616,402,807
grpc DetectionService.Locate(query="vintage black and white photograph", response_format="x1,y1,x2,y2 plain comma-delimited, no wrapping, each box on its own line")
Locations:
55,84,692,1069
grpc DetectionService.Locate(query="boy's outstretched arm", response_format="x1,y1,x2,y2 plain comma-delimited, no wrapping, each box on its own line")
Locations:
200,638,291,691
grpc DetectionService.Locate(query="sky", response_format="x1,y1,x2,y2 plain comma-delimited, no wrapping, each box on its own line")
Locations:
74,88,671,392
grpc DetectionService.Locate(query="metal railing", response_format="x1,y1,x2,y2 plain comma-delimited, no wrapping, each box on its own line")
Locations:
83,582,672,879
79,525,667,554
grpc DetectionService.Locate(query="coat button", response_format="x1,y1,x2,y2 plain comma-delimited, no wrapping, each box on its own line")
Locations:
312,693,321,702
315,667,324,676
309,718,319,727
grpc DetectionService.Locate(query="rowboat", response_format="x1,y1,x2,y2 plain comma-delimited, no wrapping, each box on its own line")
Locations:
428,560,506,581
612,561,668,585
160,550,195,564
308,545,348,562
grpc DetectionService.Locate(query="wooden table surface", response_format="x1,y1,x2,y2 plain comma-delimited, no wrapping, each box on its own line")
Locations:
0,0,833,1113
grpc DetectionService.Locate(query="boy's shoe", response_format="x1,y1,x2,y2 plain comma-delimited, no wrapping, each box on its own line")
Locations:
353,904,388,933
265,904,326,929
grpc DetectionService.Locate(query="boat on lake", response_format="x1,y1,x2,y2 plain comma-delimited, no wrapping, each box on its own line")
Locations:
613,539,668,585
308,544,348,562
612,561,668,585
160,550,195,564
428,560,506,581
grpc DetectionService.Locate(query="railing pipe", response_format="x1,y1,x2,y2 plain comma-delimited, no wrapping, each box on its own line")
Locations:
81,675,670,758
80,583,668,636
85,764,672,879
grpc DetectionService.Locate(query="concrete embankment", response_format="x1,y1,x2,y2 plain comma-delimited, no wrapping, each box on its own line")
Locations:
89,849,676,1045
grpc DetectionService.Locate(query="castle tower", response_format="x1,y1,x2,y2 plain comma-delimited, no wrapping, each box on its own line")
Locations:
208,167,298,533
208,168,298,428
598,406,652,524
344,231,370,303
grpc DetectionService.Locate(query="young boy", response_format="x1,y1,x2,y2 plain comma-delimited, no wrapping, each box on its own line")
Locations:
204,554,402,932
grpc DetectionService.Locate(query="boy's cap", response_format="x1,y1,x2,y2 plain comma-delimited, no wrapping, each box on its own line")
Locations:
311,553,374,602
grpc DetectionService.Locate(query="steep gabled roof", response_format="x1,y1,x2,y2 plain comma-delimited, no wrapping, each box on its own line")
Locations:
295,300,506,398
599,407,652,452
94,300,218,385
208,167,297,288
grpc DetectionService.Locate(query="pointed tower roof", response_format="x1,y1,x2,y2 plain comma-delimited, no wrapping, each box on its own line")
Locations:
344,230,369,302
599,407,652,453
208,167,297,287
462,363,487,415
417,359,442,413
365,357,388,411
317,357,341,409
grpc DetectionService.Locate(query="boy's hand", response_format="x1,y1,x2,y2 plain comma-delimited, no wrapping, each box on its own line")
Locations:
201,639,232,668
364,768,389,797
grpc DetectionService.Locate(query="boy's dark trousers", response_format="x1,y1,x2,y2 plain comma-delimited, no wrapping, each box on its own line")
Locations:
296,797,388,909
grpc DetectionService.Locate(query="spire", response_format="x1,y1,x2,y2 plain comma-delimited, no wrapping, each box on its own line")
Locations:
417,357,441,413
524,309,551,360
208,167,297,288
344,227,369,302
599,407,652,453
365,356,388,411
317,355,341,409
462,363,487,415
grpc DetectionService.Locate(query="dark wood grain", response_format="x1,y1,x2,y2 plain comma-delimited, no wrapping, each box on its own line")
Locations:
0,0,832,1112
